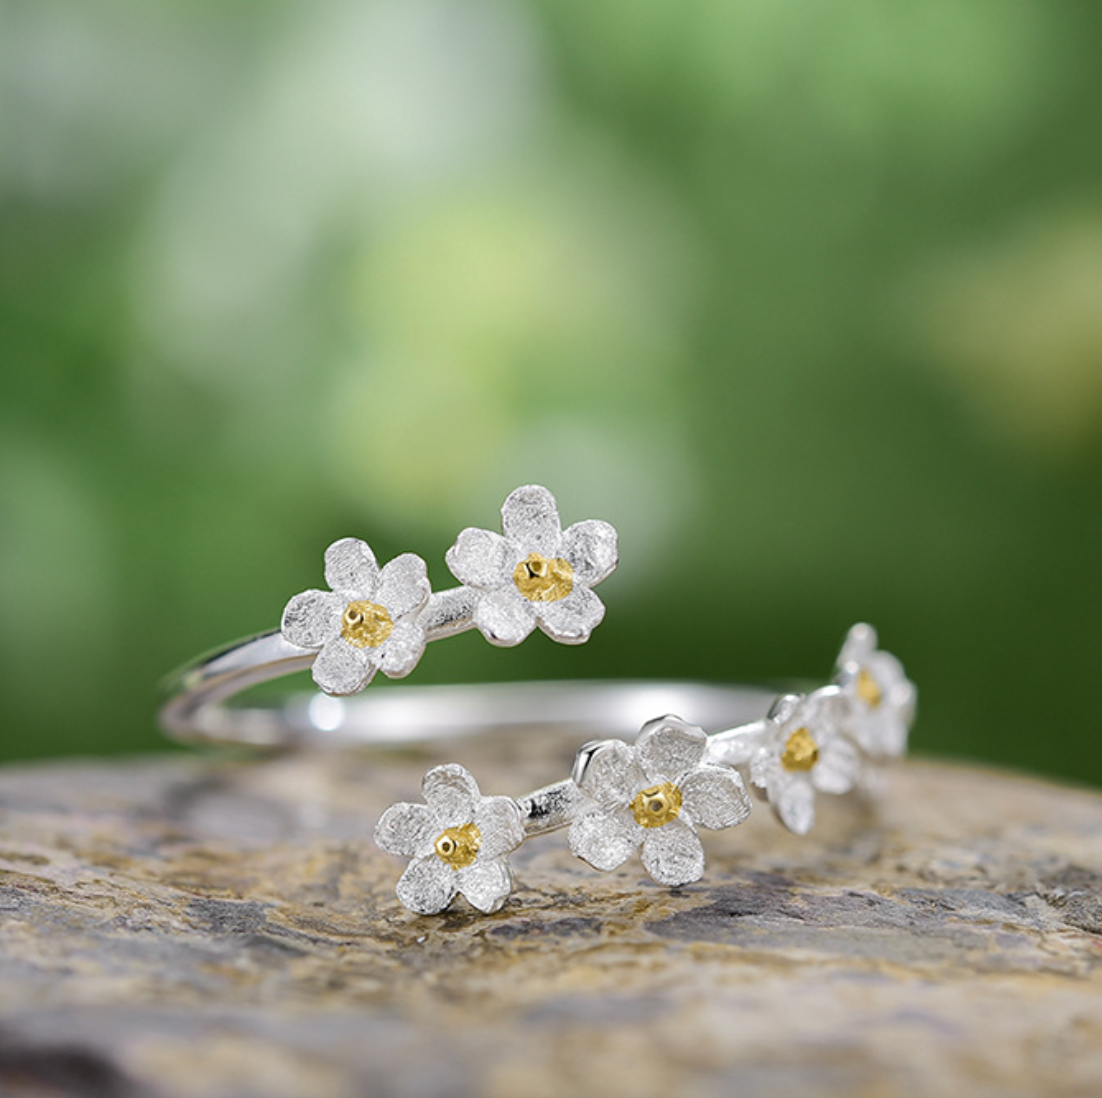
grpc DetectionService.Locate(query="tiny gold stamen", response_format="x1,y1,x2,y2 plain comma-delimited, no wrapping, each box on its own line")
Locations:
781,727,819,772
631,781,683,829
433,823,482,870
340,600,394,649
513,552,573,603
856,669,882,709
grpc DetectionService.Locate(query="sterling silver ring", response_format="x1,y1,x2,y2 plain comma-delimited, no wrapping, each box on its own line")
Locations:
159,484,916,916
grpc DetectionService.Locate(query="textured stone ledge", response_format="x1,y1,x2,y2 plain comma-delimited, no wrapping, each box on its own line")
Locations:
1,748,1101,1098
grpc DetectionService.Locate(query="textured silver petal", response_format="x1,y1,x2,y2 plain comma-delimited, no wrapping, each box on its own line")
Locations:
876,712,911,757
473,587,537,647
324,537,379,597
575,739,639,807
474,796,525,861
376,553,430,621
396,855,457,915
560,519,618,587
536,585,605,645
456,858,513,915
500,484,562,556
374,802,435,859
280,589,342,649
812,736,860,795
749,747,776,791
445,527,514,589
636,717,707,782
640,818,706,887
422,764,481,827
889,675,918,724
775,688,845,755
569,807,640,871
773,775,815,835
679,765,752,831
843,693,910,759
375,620,426,679
838,621,878,670
867,647,906,690
311,638,373,696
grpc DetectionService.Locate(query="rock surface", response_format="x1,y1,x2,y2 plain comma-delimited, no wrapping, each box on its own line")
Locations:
1,743,1101,1098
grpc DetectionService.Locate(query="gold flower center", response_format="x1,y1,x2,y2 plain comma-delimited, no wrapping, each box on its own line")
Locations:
631,782,683,829
512,552,573,602
781,727,819,772
856,669,882,709
340,600,394,649
433,823,481,870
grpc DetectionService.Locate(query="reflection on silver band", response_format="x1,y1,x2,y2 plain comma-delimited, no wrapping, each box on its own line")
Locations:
159,634,776,751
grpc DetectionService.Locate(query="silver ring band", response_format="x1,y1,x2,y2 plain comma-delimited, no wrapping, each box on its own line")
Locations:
159,637,776,751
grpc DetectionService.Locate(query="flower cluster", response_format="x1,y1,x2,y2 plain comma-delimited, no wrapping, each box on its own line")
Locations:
710,624,917,834
281,485,914,916
372,624,915,914
280,485,618,696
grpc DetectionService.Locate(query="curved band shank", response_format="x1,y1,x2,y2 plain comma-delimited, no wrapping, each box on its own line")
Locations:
160,593,778,841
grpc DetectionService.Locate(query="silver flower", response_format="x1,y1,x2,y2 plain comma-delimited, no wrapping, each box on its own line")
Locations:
374,764,525,915
569,716,751,887
835,623,917,758
281,538,430,696
748,688,862,836
445,484,618,647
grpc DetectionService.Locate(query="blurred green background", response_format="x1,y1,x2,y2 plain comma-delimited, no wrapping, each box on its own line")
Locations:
2,0,1101,785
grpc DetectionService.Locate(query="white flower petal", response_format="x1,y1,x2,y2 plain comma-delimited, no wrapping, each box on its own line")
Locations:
376,553,430,621
324,537,378,597
474,797,525,861
773,776,815,835
473,587,537,647
636,717,707,783
375,620,426,679
889,677,918,724
838,622,878,670
445,527,514,589
536,586,605,645
311,638,373,696
749,747,777,791
501,484,562,556
569,808,640,871
679,765,752,831
575,739,639,807
812,737,860,795
280,589,342,649
422,764,481,827
776,687,846,749
374,802,435,859
878,712,912,757
456,858,513,914
396,855,457,915
560,519,618,587
640,818,705,887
